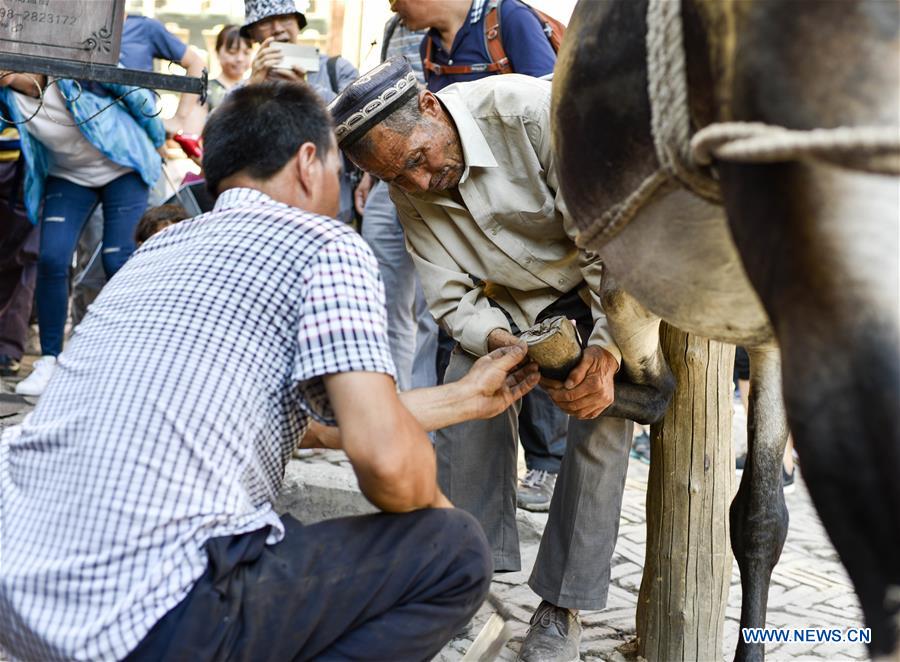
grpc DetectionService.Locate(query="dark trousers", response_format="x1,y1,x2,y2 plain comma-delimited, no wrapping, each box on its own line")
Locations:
37,173,148,356
0,160,37,360
126,508,491,662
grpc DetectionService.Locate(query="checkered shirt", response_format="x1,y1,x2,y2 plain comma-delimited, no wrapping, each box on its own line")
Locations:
0,188,395,661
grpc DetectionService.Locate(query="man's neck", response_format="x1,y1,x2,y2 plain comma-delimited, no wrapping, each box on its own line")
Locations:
218,174,308,212
434,0,473,52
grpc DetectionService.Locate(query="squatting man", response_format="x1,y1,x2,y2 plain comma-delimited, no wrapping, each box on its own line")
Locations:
331,57,635,661
0,82,542,661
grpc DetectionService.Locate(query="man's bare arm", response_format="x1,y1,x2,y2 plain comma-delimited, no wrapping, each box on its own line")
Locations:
304,345,539,449
164,47,206,136
0,73,45,97
324,371,449,512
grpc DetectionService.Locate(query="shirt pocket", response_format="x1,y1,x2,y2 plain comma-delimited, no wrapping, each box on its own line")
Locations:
515,198,562,241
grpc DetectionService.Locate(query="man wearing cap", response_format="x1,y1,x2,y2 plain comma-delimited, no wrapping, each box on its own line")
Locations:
241,0,358,103
241,0,361,223
0,81,541,661
332,58,634,662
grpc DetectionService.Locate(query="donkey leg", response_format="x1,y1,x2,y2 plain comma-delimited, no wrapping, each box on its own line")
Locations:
721,159,900,657
729,344,790,662
599,283,675,424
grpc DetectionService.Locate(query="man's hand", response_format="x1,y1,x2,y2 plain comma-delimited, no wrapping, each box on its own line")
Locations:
269,66,308,83
487,328,521,352
459,344,540,419
298,420,342,450
541,345,617,419
355,173,373,215
250,38,302,83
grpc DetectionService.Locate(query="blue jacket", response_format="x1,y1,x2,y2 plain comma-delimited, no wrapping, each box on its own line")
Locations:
0,79,165,224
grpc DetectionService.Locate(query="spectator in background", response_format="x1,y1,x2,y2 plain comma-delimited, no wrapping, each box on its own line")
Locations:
0,126,37,379
243,0,358,103
134,203,190,247
0,74,165,397
389,0,567,515
353,15,439,392
121,12,207,136
390,0,557,91
206,25,253,113
242,0,360,223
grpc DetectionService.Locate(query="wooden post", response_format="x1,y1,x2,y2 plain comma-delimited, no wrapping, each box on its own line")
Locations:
636,323,735,661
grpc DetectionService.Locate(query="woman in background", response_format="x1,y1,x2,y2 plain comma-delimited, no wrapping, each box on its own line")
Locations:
0,73,164,396
206,25,252,113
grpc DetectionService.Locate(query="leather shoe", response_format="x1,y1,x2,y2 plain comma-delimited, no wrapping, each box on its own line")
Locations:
516,600,581,661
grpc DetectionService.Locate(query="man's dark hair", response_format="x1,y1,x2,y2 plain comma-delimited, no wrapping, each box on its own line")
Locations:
202,81,333,196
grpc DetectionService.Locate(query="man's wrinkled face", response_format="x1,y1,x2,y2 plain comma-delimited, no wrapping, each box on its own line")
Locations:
389,0,432,31
248,14,300,43
350,111,464,195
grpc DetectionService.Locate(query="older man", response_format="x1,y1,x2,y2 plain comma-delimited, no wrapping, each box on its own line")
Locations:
0,81,540,662
331,59,635,662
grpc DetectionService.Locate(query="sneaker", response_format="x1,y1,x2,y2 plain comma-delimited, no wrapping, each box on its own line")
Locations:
0,354,20,377
15,356,57,396
630,431,651,464
782,465,796,494
517,601,581,662
517,469,557,512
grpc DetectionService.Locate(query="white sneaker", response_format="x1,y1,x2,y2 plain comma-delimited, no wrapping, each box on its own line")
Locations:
15,356,58,396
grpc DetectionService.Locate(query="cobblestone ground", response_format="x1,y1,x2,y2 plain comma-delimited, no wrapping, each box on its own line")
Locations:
0,365,868,661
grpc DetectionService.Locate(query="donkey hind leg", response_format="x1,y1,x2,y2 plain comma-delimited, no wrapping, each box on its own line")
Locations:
730,344,790,662
599,284,675,425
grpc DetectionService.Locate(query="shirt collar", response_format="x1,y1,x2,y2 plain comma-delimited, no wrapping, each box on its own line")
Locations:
436,87,498,184
213,187,278,212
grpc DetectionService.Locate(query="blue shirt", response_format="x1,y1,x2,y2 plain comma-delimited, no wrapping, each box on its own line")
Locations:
421,0,556,92
120,15,188,71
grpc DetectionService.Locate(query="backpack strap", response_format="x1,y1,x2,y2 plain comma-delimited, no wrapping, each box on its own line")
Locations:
381,14,401,63
327,55,340,94
483,0,513,75
423,32,508,81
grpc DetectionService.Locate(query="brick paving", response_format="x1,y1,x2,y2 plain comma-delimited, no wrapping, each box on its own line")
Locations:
0,370,868,661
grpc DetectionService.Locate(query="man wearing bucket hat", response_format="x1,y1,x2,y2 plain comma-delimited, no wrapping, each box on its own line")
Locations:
241,0,357,104
332,57,635,662
242,0,361,223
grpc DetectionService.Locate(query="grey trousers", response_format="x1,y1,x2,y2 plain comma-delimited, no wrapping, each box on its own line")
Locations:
362,181,438,391
436,347,633,610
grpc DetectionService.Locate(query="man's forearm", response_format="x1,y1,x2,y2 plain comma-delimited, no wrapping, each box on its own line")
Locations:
300,381,477,451
398,381,480,432
171,54,206,135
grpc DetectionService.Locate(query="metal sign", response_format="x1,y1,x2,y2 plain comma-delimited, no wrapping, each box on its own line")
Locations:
0,0,125,66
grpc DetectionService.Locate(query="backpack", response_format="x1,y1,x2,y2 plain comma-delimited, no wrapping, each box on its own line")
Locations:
423,0,565,81
326,55,341,94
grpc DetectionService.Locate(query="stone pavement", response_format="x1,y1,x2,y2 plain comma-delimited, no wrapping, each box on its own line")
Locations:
0,371,868,661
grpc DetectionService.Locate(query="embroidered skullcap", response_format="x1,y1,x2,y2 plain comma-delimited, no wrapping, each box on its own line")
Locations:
328,56,420,148
241,0,307,39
